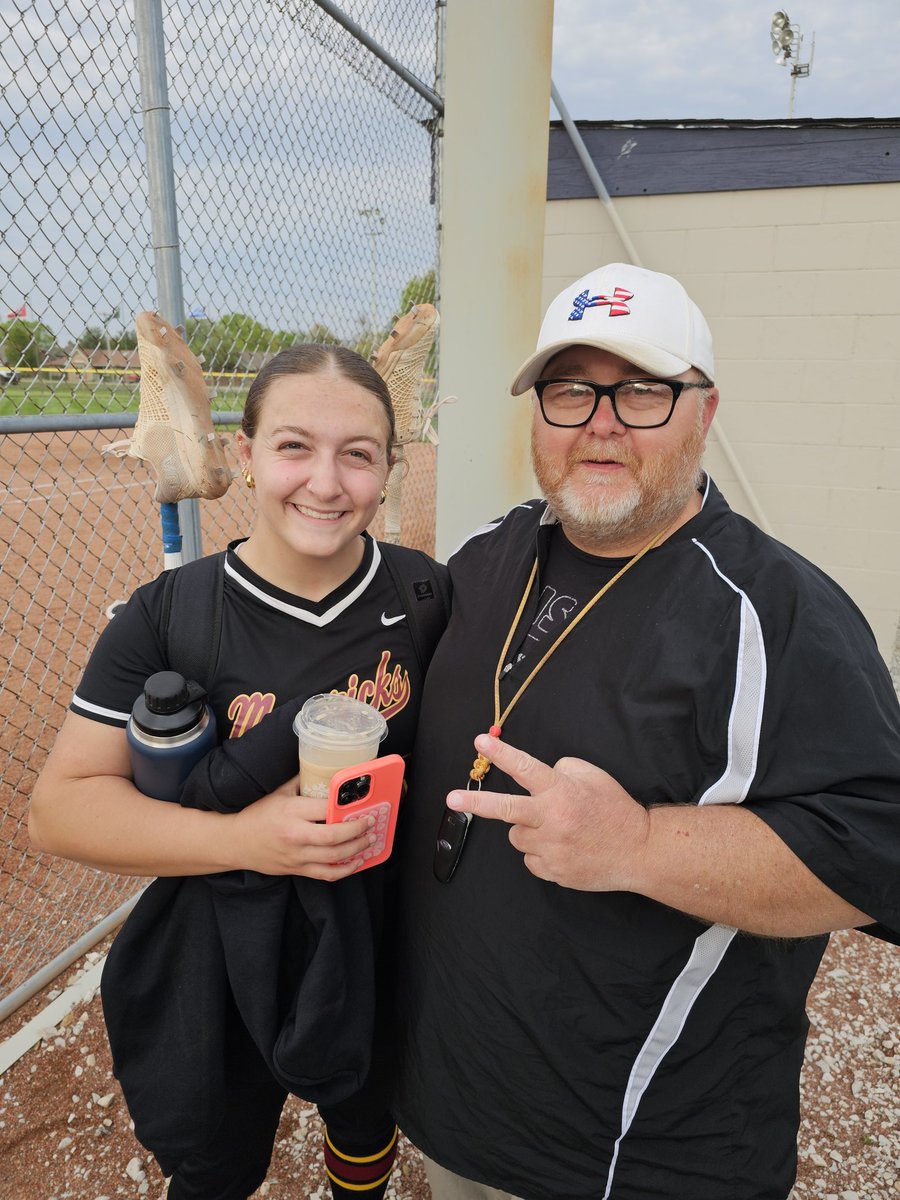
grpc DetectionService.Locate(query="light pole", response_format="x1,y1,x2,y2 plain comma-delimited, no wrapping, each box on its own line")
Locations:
770,10,814,118
358,206,385,339
101,305,120,351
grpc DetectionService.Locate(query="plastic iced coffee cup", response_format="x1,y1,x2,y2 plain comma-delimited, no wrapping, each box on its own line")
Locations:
292,694,388,799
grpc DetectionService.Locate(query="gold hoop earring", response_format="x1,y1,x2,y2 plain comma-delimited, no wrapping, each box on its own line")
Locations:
379,487,387,505
243,469,255,490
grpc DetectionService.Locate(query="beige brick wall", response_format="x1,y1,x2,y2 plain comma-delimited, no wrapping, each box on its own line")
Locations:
543,185,900,665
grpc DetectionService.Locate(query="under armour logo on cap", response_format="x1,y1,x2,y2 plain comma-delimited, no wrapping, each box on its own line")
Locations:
568,286,634,320
508,264,715,395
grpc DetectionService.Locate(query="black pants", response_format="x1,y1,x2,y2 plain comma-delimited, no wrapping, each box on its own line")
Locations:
166,991,394,1200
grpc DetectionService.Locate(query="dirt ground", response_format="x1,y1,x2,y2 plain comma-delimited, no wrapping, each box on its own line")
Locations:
0,928,429,1200
1,927,897,1200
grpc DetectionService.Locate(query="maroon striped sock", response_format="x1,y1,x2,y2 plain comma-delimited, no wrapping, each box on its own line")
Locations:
324,1124,398,1198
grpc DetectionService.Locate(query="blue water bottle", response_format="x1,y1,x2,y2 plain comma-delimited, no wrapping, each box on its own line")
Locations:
127,670,218,802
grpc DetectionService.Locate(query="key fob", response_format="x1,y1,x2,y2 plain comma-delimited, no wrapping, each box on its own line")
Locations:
433,807,472,883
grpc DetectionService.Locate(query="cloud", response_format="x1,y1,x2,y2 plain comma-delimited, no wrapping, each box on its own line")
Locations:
1,0,439,342
551,0,900,120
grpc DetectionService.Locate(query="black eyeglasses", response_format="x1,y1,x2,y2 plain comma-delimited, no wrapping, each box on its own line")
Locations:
534,378,708,429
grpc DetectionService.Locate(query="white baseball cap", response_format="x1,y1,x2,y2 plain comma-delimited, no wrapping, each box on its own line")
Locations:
510,263,715,395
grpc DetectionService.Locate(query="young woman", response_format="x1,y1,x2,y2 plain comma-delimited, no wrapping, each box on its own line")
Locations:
29,344,448,1200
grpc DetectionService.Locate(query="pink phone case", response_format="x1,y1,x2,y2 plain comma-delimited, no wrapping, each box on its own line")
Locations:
325,753,405,872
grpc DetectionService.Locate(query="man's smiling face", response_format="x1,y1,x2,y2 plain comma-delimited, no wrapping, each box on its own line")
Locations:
530,345,718,556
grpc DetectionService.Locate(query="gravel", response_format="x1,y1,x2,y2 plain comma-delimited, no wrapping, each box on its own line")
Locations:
0,928,896,1199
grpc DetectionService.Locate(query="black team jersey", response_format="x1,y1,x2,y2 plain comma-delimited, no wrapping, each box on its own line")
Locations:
72,534,423,759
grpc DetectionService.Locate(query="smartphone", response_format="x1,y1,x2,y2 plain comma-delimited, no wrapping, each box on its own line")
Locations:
326,753,405,872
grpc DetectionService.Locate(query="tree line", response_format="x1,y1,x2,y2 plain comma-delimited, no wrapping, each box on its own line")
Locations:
1,271,435,373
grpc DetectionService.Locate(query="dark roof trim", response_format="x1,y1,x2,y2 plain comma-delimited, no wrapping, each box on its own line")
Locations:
548,118,900,199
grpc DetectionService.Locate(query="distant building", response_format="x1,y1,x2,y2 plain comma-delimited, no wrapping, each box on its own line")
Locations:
67,347,141,381
234,351,274,374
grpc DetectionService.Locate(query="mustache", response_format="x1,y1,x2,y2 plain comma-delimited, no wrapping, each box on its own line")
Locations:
566,443,639,470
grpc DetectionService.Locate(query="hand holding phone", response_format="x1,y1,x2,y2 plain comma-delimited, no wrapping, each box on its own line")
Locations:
326,754,405,872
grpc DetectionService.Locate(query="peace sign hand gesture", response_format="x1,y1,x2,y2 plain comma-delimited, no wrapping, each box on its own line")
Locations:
447,733,650,892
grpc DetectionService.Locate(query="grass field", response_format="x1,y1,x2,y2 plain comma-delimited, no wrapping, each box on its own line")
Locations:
0,381,247,419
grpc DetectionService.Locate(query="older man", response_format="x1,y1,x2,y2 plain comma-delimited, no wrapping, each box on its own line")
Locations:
392,264,900,1200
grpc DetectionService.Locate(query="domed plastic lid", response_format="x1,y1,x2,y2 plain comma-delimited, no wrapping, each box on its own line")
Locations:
292,693,387,747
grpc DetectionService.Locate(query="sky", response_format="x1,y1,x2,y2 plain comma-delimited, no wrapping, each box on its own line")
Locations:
550,0,900,122
2,0,898,348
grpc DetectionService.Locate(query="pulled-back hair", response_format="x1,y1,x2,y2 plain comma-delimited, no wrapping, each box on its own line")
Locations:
241,344,395,448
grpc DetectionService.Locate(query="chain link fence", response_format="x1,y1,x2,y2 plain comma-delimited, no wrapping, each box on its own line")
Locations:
0,0,441,1019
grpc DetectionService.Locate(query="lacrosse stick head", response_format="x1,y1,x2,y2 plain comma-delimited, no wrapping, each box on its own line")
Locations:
371,303,439,445
129,312,232,502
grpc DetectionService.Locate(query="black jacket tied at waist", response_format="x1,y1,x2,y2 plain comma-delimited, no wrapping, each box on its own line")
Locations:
101,866,377,1176
102,692,387,1173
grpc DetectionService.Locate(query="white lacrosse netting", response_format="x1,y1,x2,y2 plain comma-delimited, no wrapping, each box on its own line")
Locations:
372,303,450,543
104,312,232,503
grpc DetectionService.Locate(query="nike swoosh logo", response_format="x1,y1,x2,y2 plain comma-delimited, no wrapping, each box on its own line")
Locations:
381,612,406,626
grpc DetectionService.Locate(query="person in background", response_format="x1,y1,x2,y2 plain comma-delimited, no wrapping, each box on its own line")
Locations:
30,344,448,1200
391,264,900,1200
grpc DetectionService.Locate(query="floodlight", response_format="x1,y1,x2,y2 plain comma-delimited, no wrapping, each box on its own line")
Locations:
769,9,814,116
770,10,795,60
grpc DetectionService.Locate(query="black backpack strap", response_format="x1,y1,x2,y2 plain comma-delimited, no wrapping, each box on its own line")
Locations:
160,551,227,688
379,542,450,675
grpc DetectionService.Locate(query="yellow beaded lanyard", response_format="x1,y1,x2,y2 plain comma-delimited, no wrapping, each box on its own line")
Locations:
468,523,674,788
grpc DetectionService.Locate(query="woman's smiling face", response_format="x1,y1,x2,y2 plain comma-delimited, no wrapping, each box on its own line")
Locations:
237,367,393,585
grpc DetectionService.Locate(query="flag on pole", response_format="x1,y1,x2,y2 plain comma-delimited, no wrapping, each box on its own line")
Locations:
6,305,26,319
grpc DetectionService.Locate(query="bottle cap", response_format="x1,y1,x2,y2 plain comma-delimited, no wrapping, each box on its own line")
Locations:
144,671,191,714
131,672,209,736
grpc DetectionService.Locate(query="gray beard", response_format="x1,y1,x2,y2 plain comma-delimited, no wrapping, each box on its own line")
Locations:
532,415,707,554
547,471,702,552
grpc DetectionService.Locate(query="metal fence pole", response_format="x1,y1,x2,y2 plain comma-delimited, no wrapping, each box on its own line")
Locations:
550,81,644,267
311,0,444,114
0,892,144,1025
133,0,202,562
